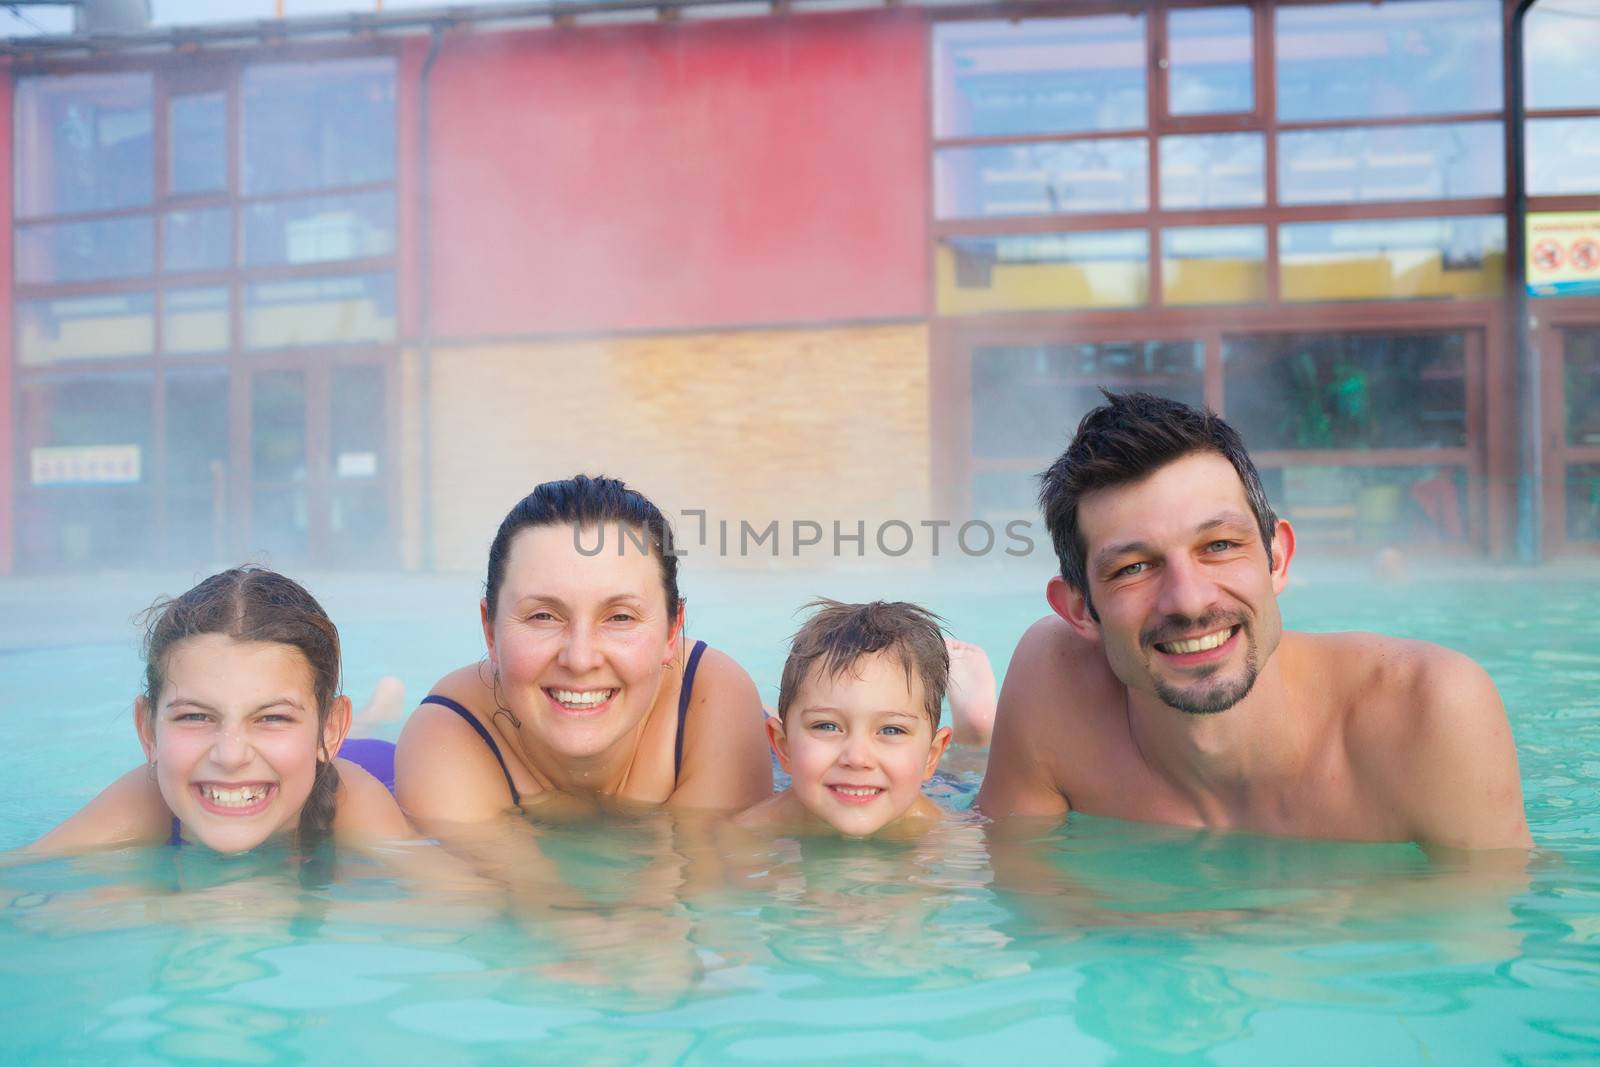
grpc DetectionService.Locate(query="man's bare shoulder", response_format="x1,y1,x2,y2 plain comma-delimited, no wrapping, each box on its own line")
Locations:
976,615,1125,819
1004,614,1124,720
1289,630,1528,850
1289,629,1492,726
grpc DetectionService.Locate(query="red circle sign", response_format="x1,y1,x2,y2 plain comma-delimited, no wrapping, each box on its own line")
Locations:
1571,239,1599,273
1534,239,1563,273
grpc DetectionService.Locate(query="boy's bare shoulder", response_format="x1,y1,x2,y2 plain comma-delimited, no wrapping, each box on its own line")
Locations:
733,790,801,831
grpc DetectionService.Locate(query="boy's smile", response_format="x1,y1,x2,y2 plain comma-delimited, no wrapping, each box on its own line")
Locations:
769,650,951,837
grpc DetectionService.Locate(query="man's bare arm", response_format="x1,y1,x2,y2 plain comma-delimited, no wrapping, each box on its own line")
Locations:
1395,649,1531,852
975,618,1071,820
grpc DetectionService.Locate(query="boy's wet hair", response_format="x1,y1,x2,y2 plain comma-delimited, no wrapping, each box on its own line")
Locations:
1038,391,1277,611
777,600,949,732
141,566,343,850
485,474,680,621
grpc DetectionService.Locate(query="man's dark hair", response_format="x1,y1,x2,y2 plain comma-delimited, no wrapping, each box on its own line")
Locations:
1039,391,1277,604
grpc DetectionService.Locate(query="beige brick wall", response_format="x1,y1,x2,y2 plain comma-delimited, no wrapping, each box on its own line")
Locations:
425,323,931,572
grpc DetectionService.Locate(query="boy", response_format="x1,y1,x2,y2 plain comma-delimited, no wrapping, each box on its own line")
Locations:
740,600,953,837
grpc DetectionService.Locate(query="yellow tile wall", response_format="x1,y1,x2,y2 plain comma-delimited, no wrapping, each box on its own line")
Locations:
425,323,932,571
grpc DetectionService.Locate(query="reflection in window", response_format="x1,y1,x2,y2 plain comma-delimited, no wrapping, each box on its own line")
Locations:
241,59,395,195
1568,463,1600,541
1279,216,1505,302
16,216,153,284
1566,329,1600,447
251,369,306,483
16,374,154,568
244,273,396,349
163,287,230,356
1159,133,1264,209
971,340,1202,516
1168,7,1254,115
242,191,396,265
14,73,152,217
1527,118,1600,196
1275,1,1500,122
1257,464,1468,545
328,365,388,564
1223,332,1467,452
935,140,1147,219
163,208,233,273
250,369,309,561
973,341,1203,460
17,294,155,366
1279,122,1503,205
169,92,227,196
1163,226,1266,306
1526,3,1600,110
937,231,1148,315
164,367,230,564
933,16,1146,138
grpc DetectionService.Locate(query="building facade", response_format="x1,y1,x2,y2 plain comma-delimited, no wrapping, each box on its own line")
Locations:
4,0,1598,573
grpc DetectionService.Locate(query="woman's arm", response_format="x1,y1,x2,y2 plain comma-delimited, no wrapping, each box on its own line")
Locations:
669,648,774,811
28,766,171,854
394,666,524,824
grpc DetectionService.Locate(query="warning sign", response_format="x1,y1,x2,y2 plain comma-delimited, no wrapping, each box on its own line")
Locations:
1528,212,1600,296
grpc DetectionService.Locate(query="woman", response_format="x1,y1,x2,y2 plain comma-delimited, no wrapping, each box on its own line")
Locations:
32,567,409,855
395,475,772,823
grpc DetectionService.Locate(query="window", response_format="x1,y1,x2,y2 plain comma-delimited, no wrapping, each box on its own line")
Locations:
1167,6,1254,116
937,231,1149,315
1275,1,1501,122
933,16,1147,138
241,59,395,195
1278,217,1505,303
1278,122,1503,205
14,72,153,218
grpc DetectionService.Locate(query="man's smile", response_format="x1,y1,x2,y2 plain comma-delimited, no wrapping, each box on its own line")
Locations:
1153,626,1238,656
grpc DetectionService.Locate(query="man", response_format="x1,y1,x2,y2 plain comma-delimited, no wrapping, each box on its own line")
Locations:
977,392,1530,851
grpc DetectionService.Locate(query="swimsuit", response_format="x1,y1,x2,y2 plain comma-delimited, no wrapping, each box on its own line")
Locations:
167,739,398,846
420,638,709,806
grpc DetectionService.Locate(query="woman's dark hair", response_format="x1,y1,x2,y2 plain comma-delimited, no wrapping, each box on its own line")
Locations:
141,566,344,850
1039,391,1278,610
485,475,681,621
777,599,950,731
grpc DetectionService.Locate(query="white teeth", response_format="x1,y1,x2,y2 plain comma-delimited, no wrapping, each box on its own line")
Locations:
832,786,883,797
202,784,267,807
1160,629,1233,655
550,688,615,708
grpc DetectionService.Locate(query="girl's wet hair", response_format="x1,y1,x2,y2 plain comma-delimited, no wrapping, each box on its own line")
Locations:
485,475,681,620
141,566,343,850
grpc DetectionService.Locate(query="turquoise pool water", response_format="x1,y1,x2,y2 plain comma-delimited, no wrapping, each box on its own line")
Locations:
2,567,1597,1065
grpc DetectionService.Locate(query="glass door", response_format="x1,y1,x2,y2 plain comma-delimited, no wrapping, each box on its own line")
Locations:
1553,327,1600,550
243,359,393,567
1219,330,1479,548
968,337,1207,522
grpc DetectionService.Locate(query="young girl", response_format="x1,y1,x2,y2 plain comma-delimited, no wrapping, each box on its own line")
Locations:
30,567,410,854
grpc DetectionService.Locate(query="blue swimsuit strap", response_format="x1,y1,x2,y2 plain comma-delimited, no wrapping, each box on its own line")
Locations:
421,694,521,805
675,640,709,785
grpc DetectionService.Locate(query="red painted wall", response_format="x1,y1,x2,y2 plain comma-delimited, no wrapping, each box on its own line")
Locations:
427,10,930,337
0,66,14,575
